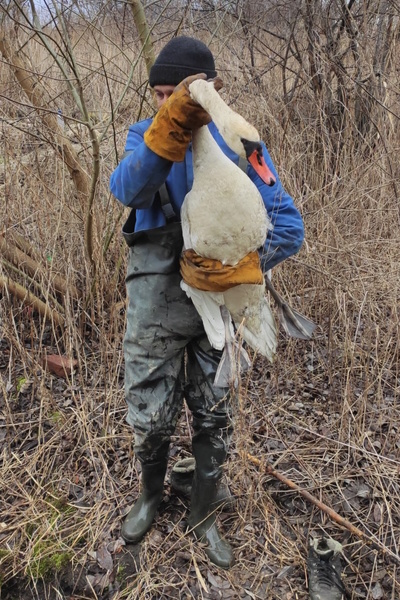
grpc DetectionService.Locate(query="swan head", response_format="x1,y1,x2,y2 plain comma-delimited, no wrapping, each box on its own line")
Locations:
218,119,276,187
240,138,276,187
189,79,276,186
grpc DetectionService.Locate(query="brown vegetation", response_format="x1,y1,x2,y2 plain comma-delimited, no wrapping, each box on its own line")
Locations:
1,1,400,598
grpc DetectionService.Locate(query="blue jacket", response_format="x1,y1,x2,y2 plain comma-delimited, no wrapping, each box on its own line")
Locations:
110,119,304,271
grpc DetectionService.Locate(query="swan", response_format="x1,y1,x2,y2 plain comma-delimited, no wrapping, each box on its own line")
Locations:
180,79,278,385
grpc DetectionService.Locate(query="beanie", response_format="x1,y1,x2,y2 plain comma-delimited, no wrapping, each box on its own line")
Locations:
149,36,216,87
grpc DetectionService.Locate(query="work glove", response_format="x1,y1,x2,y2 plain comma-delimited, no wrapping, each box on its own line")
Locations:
144,73,217,162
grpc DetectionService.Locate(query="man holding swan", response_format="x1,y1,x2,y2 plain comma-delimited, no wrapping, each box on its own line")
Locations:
110,36,304,569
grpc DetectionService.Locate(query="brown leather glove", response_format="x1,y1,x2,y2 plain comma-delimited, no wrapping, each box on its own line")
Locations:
180,249,263,292
144,73,213,162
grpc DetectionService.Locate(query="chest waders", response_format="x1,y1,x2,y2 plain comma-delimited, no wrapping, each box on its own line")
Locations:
121,206,233,568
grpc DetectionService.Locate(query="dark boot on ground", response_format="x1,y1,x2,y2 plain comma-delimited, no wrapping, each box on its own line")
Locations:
307,537,345,600
188,471,233,569
170,457,234,509
188,472,233,569
121,461,167,543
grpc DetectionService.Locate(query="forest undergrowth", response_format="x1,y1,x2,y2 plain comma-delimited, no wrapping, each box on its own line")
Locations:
1,2,400,598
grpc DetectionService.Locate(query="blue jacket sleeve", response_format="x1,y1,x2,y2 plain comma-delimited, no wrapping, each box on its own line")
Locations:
248,143,304,271
109,120,172,209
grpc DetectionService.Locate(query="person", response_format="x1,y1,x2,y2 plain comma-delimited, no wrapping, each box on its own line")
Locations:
109,36,304,569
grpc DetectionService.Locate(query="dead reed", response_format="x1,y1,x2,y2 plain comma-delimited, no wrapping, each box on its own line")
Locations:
1,7,400,599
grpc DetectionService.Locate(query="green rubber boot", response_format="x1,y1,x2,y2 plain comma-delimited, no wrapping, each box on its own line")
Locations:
121,461,167,543
171,457,234,510
188,472,233,569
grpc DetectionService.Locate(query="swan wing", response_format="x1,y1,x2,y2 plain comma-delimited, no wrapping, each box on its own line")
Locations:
224,284,277,361
239,301,277,362
183,127,270,263
180,196,192,250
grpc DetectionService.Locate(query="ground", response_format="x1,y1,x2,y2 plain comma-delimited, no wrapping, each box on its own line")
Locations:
1,331,399,599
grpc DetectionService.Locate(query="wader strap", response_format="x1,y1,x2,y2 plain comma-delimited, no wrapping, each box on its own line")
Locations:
120,150,178,223
158,182,178,223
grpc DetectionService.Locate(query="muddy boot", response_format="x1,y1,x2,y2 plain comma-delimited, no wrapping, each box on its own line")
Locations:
171,457,234,510
121,461,167,543
307,537,345,600
188,470,233,569
170,457,195,495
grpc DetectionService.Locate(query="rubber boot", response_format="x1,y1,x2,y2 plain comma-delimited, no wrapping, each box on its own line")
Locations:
188,471,233,569
121,461,167,543
170,457,234,510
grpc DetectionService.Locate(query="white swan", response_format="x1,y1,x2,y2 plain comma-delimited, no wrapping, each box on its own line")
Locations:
180,79,278,384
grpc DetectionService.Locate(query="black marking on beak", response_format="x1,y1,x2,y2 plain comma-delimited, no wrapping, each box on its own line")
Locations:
241,138,263,162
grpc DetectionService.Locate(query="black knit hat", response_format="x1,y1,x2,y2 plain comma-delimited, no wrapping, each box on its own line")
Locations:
149,36,216,87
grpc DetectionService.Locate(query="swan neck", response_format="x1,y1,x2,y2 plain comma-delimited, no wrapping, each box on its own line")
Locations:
192,125,212,157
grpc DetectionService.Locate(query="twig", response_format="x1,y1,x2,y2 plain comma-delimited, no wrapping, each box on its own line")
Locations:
247,453,400,567
0,275,65,329
2,257,65,314
0,235,80,300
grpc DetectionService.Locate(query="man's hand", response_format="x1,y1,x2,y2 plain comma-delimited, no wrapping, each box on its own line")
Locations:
170,72,213,131
174,72,208,93
144,73,222,162
207,77,224,93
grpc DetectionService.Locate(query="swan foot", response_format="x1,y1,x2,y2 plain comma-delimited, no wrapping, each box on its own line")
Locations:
264,277,316,340
214,343,251,388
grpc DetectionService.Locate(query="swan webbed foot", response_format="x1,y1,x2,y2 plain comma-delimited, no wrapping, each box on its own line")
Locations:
214,344,251,388
264,277,317,340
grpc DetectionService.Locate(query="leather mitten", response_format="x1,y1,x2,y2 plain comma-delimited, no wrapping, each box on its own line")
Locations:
144,74,212,162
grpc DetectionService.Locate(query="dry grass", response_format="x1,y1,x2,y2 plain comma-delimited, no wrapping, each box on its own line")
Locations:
1,6,400,599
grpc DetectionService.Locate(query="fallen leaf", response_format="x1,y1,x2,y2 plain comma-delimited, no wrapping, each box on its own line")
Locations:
277,565,293,579
206,571,231,589
110,537,125,553
42,354,78,378
86,572,110,593
148,529,163,546
373,503,382,523
96,542,113,571
372,582,383,599
221,590,236,598
207,570,220,587
356,483,371,498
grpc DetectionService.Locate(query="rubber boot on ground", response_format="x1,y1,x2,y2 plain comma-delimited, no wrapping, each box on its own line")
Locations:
171,457,234,510
121,461,167,543
188,471,233,569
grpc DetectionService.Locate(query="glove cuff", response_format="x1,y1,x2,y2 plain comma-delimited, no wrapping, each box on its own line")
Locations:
144,119,191,162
